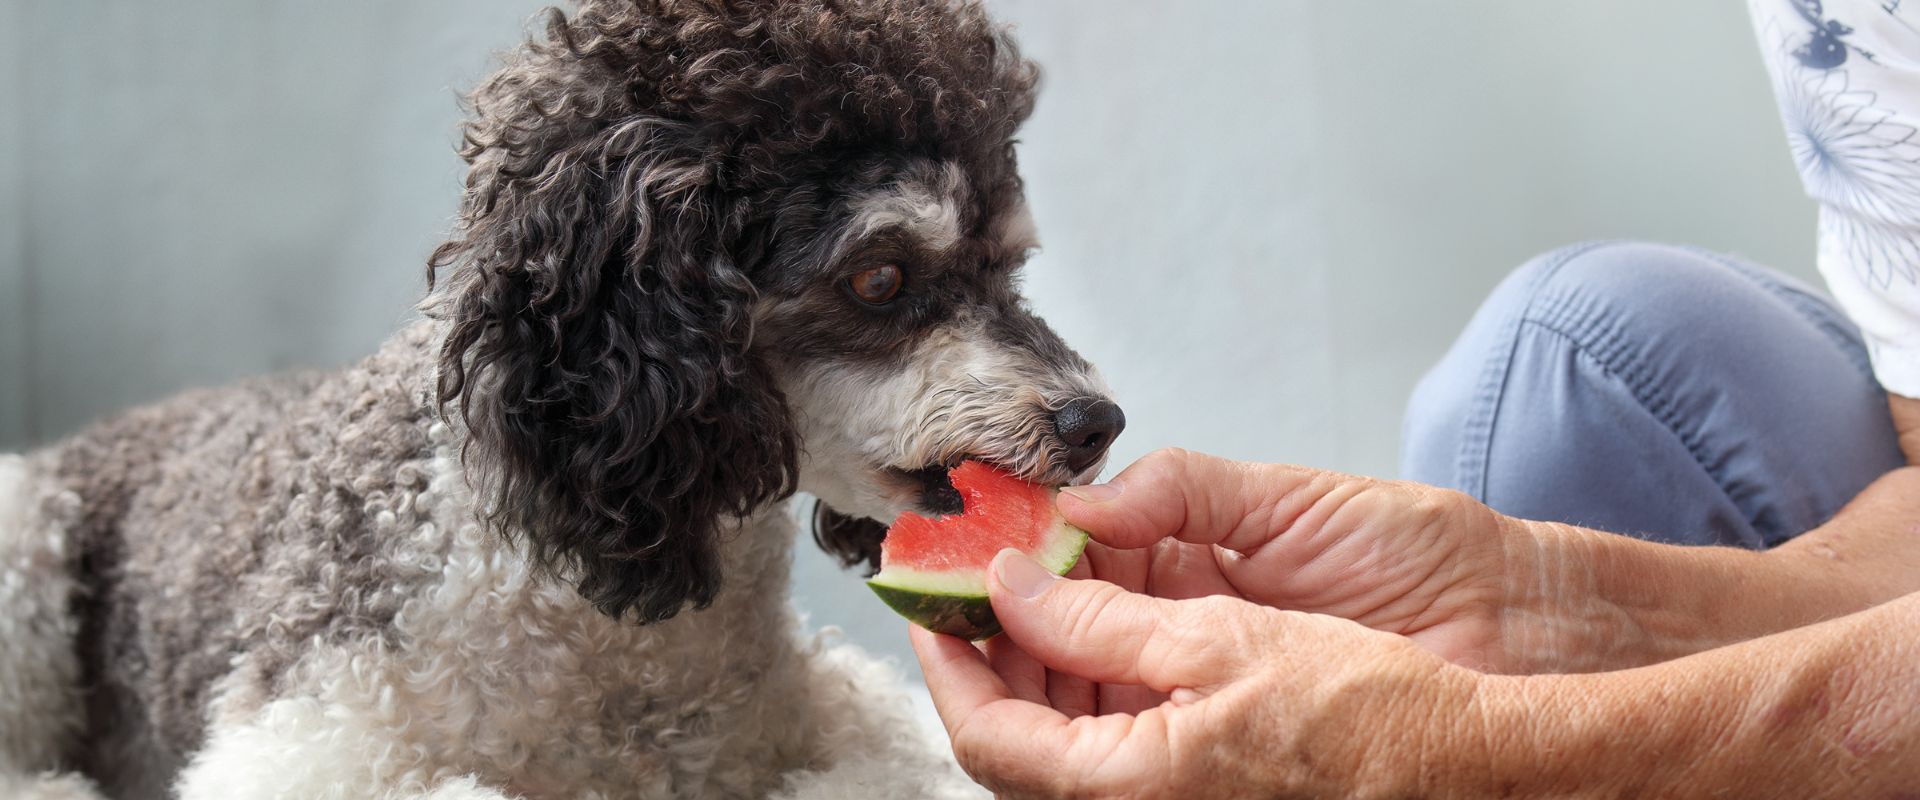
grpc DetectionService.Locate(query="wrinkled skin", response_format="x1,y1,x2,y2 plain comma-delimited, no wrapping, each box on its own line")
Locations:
914,448,1920,798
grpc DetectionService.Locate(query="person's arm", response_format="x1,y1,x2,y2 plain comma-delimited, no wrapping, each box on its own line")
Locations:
914,550,1920,798
1891,393,1920,465
1051,448,1920,676
1477,590,1920,797
1500,464,1920,673
1496,383,1920,675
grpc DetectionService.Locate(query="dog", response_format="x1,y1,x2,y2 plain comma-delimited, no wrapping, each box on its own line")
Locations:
0,1,1126,797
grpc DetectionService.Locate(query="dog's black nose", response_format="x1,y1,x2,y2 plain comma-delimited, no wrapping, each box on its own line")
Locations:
1052,397,1125,473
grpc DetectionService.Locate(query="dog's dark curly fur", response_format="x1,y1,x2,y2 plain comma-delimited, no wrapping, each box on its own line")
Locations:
430,0,1038,623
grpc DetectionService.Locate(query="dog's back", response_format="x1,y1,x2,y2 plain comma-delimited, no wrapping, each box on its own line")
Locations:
3,323,441,797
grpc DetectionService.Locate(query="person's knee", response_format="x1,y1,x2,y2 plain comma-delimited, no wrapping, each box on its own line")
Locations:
1518,241,1807,341
1458,241,1790,348
1521,240,1712,304
1401,242,1651,488
1401,241,1773,491
1404,240,1896,545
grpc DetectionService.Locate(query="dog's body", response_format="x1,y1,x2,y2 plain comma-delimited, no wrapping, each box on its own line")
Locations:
4,323,969,799
4,325,974,800
0,1,1122,797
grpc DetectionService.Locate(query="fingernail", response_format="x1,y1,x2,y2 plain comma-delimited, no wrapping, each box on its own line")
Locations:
1059,482,1121,503
994,548,1057,599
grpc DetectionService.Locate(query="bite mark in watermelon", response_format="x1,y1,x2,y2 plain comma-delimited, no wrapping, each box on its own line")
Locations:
867,461,1088,640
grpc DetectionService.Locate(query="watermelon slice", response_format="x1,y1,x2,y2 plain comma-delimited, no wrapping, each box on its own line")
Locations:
867,461,1089,640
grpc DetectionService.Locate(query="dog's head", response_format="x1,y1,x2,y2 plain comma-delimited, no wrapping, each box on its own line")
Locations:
428,0,1121,623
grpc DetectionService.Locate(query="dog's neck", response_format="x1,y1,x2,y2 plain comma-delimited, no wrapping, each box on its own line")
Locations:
416,417,799,634
705,500,801,605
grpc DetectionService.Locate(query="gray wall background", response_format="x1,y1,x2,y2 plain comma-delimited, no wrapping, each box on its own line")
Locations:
2,3,1817,680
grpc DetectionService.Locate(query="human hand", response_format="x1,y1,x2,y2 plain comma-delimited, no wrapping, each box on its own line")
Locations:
910,556,1489,800
1051,449,1520,674
915,551,1920,799
1049,449,1920,682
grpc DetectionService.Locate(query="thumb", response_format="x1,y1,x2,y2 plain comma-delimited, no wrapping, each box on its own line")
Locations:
987,549,1250,691
1057,447,1326,552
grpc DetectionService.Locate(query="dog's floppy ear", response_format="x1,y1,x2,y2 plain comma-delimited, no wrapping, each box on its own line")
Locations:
427,23,795,624
811,500,887,577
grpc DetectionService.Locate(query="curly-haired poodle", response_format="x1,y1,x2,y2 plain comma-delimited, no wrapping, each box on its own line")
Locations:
0,1,1125,797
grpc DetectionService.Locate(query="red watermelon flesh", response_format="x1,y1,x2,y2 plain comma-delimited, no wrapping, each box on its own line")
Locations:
867,461,1088,639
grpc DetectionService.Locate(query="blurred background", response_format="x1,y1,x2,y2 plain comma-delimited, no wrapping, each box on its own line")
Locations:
0,3,1817,685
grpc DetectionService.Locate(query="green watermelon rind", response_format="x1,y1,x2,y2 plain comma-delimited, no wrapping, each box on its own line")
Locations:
867,515,1089,641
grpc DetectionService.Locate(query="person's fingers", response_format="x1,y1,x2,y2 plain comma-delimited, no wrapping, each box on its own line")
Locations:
957,703,1162,798
1083,539,1149,592
1057,448,1335,553
984,635,1048,705
912,625,1155,796
910,625,1021,735
1043,553,1100,716
988,549,1253,690
1145,538,1242,600
1099,683,1170,716
1091,537,1242,607
1046,667,1097,718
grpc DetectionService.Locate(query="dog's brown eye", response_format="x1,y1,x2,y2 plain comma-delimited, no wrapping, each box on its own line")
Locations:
849,265,903,305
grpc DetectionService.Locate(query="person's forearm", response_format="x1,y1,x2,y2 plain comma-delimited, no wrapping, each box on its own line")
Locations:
1891,393,1920,465
1472,590,1920,798
1498,467,1920,673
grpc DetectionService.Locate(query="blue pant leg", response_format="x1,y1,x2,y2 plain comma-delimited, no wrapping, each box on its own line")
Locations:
1402,241,1904,547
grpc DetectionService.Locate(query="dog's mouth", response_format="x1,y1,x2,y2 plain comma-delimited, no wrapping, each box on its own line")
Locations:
887,463,967,518
812,461,989,576
885,452,1099,519
820,455,1102,575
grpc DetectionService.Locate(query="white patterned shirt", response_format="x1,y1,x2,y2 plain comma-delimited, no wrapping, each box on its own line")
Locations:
1751,0,1920,396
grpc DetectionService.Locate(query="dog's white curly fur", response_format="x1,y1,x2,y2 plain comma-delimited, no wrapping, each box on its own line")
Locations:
0,457,87,789
1,413,982,798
